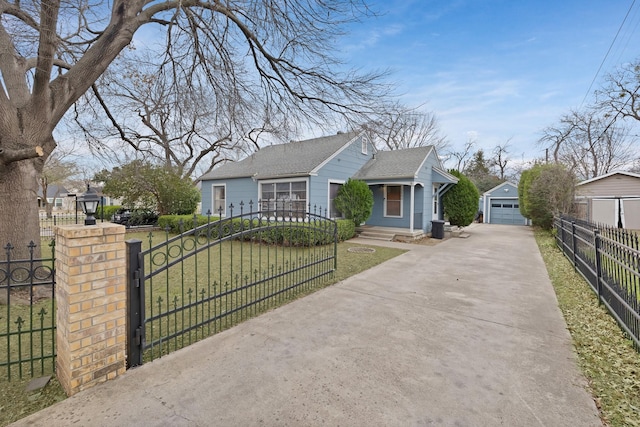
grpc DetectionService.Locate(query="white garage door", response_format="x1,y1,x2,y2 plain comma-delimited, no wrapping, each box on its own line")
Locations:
622,199,640,230
591,198,640,229
592,199,617,227
489,198,526,225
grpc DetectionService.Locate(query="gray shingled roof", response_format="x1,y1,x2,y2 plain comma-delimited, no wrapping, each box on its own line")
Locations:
352,146,434,180
199,131,360,181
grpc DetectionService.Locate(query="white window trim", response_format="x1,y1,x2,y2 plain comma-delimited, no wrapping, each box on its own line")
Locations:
212,183,226,217
328,179,346,219
258,178,308,198
384,185,403,218
433,184,439,215
259,178,309,209
361,136,368,155
257,178,309,220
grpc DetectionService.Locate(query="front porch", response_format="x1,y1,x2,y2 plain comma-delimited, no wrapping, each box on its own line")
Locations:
356,225,425,242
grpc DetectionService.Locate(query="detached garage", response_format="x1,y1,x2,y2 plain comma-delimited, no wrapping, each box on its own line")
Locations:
482,182,528,225
575,171,640,229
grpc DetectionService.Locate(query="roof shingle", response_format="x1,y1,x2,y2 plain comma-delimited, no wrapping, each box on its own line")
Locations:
199,131,360,181
352,146,434,180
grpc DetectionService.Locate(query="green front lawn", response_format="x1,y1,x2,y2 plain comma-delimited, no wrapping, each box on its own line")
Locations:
1,236,405,426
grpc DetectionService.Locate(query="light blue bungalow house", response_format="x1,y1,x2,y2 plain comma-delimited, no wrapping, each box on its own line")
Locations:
198,131,458,236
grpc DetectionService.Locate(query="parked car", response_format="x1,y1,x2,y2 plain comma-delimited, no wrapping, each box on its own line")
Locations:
111,208,158,227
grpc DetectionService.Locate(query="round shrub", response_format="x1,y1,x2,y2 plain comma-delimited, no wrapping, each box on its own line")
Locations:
442,170,480,226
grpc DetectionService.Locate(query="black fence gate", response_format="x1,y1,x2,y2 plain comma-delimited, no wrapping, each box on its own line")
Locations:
1,241,57,381
126,202,338,367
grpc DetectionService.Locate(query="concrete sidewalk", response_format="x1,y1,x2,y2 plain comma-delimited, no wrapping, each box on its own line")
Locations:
12,224,601,426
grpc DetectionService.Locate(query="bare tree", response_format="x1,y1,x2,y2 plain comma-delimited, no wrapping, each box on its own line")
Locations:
0,1,392,257
75,50,297,178
492,140,511,180
447,136,476,172
538,109,636,180
538,121,577,164
362,103,448,152
597,60,640,122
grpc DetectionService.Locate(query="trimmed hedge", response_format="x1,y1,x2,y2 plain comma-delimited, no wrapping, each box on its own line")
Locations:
156,215,355,245
336,219,355,241
157,214,217,232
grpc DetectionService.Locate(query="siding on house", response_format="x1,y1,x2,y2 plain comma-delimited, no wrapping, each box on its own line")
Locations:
201,177,260,216
576,173,640,197
311,135,374,210
198,131,457,232
575,172,640,228
199,132,373,215
357,147,445,231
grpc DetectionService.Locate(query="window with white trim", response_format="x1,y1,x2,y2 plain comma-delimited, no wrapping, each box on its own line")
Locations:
329,182,344,218
260,180,307,216
212,184,226,216
361,136,368,154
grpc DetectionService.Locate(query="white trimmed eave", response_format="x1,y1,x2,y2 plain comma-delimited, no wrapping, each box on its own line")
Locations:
256,173,312,181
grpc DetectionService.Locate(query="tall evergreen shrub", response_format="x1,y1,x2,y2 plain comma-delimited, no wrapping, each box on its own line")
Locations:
334,179,374,227
442,170,479,226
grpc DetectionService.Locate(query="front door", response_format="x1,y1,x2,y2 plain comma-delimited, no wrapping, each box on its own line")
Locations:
384,185,402,218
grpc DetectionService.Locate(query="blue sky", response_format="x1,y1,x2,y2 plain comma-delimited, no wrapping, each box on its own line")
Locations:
341,0,640,162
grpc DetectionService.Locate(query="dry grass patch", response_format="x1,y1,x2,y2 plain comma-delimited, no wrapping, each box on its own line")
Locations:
535,229,640,427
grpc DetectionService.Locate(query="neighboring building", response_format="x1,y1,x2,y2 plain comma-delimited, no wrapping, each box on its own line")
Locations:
481,181,528,225
37,184,68,211
198,131,458,234
575,171,640,229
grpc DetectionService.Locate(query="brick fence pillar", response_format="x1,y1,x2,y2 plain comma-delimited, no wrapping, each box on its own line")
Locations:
54,223,127,396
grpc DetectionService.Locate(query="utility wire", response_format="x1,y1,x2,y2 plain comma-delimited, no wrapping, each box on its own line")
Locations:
579,0,637,109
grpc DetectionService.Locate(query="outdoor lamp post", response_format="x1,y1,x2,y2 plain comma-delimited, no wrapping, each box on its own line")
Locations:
78,185,100,225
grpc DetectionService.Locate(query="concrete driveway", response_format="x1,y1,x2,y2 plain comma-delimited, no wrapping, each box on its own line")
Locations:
12,224,602,426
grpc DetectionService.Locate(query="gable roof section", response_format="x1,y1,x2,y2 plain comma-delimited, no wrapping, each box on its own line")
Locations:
432,167,459,184
483,181,517,196
576,170,640,186
352,146,434,180
37,184,69,198
199,131,361,181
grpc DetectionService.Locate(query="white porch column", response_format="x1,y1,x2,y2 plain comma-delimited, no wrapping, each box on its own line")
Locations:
410,183,415,232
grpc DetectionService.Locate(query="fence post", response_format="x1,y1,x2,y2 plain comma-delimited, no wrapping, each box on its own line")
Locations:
594,229,602,306
126,239,144,368
571,221,577,269
54,223,127,396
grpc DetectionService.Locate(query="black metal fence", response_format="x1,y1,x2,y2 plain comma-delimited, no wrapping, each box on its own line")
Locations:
40,214,80,238
554,216,640,349
0,241,57,380
127,202,338,367
39,210,110,238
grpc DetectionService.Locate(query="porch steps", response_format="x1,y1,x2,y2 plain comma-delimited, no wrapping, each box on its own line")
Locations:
357,230,396,241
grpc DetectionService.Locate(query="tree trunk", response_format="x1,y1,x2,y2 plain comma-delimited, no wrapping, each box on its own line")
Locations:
0,159,43,261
